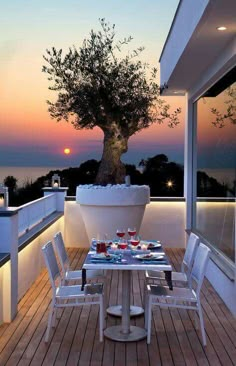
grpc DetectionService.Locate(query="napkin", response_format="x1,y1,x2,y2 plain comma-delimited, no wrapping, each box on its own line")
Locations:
142,260,167,264
91,259,114,263
109,248,150,255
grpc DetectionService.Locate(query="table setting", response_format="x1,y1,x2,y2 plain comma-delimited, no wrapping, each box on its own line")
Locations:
82,228,172,342
89,228,169,266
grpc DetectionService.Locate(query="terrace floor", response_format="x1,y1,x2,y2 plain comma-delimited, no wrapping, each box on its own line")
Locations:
0,248,236,366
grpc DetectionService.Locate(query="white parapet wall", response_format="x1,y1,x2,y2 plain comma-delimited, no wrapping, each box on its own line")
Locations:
18,216,64,301
0,261,11,324
64,199,186,248
140,200,186,247
64,200,90,247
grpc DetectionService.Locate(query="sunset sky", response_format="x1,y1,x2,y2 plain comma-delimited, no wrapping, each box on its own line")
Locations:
0,0,188,168
1,0,234,172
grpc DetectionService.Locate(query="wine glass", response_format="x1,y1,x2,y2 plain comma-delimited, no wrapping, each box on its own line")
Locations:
128,227,136,240
118,239,128,250
116,229,125,240
130,235,140,248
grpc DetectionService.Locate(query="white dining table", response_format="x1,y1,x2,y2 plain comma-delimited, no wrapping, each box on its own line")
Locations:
82,248,172,342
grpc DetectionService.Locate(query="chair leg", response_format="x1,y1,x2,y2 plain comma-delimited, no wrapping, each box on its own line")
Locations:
52,308,57,327
194,311,198,329
146,297,152,344
103,278,108,316
144,286,148,329
45,303,54,342
143,278,148,305
99,296,104,342
198,304,207,346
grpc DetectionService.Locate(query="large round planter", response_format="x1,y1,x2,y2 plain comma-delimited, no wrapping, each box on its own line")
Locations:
76,185,150,242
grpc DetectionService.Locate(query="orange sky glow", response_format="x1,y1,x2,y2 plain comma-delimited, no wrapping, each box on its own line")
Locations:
1,0,185,168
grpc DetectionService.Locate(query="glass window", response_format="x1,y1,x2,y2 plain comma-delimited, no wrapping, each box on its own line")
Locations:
195,70,235,261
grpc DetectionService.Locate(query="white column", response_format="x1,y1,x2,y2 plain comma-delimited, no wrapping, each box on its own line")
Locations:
184,94,197,233
42,187,68,212
0,208,19,322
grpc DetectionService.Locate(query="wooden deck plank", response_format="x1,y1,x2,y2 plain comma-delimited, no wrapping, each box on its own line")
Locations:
114,342,126,366
0,272,48,353
161,308,186,366
0,279,51,365
0,248,235,366
177,309,211,366
4,287,51,366
169,308,198,366
152,306,174,365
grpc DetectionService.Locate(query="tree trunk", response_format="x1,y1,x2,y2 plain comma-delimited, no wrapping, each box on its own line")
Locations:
95,124,128,185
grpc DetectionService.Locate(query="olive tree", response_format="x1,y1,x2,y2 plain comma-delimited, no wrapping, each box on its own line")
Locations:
42,19,181,184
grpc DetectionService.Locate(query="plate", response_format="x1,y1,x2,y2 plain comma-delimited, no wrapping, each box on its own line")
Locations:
135,253,165,261
91,253,115,261
147,242,162,249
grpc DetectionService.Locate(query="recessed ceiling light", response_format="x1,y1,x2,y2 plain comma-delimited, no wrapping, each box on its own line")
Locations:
217,26,227,31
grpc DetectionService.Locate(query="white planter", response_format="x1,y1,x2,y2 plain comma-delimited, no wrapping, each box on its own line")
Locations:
76,185,150,241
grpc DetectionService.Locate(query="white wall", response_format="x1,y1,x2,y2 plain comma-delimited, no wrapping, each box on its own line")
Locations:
64,201,89,248
18,216,64,301
140,201,186,247
0,262,11,324
206,260,236,316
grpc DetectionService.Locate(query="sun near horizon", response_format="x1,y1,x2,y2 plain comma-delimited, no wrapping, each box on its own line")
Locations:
63,148,71,155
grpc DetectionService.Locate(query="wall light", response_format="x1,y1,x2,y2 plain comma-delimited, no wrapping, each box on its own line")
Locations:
0,184,9,209
51,174,61,188
217,26,227,31
166,180,174,189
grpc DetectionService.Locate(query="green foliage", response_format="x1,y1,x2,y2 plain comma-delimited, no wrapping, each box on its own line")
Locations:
211,85,236,128
4,175,18,191
42,19,182,183
42,19,181,136
140,154,184,196
197,171,231,197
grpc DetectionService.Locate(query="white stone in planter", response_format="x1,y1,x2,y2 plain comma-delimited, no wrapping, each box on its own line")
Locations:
76,184,150,241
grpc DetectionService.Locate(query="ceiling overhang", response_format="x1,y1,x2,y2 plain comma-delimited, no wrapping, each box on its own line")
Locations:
160,0,236,96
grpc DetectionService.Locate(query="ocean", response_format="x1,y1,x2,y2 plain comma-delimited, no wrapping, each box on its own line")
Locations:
0,166,235,188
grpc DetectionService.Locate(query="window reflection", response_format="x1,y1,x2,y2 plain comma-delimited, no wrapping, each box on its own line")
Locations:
195,74,235,261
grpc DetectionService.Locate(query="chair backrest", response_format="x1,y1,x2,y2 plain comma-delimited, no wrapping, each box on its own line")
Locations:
182,233,200,276
53,232,69,274
42,241,61,290
190,242,211,296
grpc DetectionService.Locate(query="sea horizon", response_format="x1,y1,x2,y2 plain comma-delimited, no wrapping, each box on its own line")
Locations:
0,165,235,188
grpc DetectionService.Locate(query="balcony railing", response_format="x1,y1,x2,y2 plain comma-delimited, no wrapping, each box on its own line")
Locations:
18,193,57,236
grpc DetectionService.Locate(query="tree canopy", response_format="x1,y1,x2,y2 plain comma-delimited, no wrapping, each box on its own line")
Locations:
42,19,181,184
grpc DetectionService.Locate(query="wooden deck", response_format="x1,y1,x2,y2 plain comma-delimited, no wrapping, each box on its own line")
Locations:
0,248,236,366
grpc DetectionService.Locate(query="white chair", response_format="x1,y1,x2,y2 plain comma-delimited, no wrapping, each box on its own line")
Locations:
53,232,108,310
145,233,200,286
145,243,211,346
42,241,104,342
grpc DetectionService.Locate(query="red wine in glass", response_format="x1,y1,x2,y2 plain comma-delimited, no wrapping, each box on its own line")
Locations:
118,241,128,249
116,229,125,238
130,235,140,247
96,241,107,253
128,227,136,237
